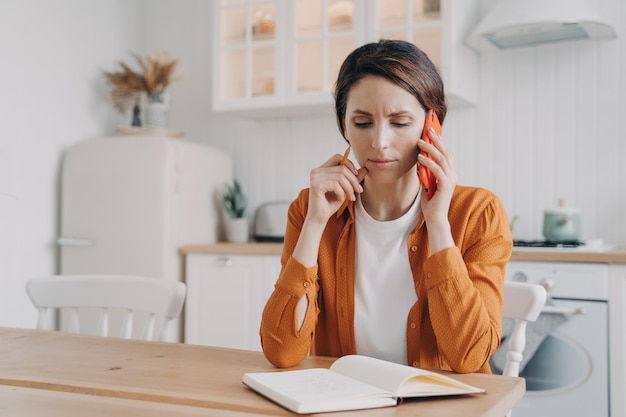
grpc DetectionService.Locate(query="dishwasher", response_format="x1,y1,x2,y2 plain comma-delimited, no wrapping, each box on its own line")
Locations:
491,260,609,417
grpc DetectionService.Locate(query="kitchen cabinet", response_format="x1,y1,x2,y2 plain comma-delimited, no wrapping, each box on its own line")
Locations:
184,252,280,351
211,0,479,118
368,0,479,107
609,264,626,417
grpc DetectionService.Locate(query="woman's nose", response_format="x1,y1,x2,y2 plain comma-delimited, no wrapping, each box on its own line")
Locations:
372,124,391,149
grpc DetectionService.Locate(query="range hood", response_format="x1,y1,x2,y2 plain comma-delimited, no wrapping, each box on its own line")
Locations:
466,0,616,52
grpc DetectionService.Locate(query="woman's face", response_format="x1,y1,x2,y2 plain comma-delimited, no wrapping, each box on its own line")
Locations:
344,76,426,184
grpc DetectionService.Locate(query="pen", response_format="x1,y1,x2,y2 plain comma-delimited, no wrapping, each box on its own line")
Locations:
340,146,351,166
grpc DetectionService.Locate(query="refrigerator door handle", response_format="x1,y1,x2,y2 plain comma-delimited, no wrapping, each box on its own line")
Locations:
57,236,94,247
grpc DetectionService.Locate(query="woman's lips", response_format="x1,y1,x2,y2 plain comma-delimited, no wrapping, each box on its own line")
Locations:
368,158,396,169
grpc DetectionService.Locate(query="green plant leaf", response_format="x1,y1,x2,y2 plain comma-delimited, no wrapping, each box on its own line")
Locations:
222,179,247,218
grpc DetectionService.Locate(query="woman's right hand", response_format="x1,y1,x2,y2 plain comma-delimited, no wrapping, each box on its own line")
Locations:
306,152,368,225
292,152,367,268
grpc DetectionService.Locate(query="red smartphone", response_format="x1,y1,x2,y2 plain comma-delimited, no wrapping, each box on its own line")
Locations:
418,110,441,199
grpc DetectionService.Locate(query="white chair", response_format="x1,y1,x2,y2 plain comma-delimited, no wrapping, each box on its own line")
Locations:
26,275,186,342
501,280,547,417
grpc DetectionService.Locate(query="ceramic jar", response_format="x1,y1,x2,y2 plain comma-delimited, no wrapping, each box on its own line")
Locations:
145,92,169,128
225,217,249,243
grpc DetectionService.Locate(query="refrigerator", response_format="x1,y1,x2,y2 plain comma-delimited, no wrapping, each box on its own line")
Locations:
57,135,233,341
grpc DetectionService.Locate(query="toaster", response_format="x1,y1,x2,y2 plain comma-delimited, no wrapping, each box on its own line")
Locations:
254,201,290,242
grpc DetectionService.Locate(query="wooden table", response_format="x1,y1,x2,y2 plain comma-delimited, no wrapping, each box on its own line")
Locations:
0,327,525,416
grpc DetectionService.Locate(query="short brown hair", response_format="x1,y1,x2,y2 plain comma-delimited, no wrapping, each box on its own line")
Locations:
333,39,447,139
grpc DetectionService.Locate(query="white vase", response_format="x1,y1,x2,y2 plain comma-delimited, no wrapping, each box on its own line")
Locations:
145,92,169,128
225,217,249,243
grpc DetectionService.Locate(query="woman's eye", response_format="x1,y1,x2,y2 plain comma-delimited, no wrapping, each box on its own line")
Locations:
391,118,412,127
354,122,372,128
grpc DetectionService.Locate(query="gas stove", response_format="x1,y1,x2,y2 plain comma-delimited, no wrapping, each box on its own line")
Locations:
513,239,585,248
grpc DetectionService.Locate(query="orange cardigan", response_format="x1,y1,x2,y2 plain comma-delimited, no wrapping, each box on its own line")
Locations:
260,186,512,373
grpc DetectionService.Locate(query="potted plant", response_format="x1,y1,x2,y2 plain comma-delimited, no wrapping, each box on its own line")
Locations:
222,180,248,242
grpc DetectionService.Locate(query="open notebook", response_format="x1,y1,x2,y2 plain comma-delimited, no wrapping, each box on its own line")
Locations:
243,354,485,414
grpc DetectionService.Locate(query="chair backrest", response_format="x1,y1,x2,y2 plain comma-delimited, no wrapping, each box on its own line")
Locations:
501,281,547,377
26,275,186,342
501,281,547,417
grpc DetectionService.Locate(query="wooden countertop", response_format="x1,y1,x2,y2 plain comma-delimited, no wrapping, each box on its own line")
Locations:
182,242,283,256
510,247,626,263
182,243,626,264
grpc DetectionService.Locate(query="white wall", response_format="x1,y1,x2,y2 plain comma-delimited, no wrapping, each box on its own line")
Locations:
471,0,625,244
1,0,625,330
0,0,146,328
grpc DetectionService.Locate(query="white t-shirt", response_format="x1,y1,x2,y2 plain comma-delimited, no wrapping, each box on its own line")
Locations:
353,194,420,365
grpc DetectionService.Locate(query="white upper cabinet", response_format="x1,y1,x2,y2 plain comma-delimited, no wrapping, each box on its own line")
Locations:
211,0,478,118
287,1,364,109
368,0,479,107
213,1,284,114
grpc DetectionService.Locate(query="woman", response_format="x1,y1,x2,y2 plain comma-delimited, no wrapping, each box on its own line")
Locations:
260,40,512,374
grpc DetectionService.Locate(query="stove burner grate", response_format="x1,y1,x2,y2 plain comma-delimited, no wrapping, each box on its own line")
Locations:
513,240,584,248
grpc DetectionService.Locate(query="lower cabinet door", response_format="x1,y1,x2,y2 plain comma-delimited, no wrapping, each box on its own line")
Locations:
184,253,280,351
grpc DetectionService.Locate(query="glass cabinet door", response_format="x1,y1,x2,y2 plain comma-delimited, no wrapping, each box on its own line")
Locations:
291,0,359,101
212,0,475,115
217,0,279,103
367,0,477,107
372,0,441,69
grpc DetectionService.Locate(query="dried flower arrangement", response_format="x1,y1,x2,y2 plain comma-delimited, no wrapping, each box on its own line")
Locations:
103,51,182,113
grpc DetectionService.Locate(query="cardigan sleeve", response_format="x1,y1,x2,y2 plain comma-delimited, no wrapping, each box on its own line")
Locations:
260,190,320,368
422,191,512,373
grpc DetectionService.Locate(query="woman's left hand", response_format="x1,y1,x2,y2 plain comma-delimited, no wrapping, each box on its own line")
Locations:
417,127,458,251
